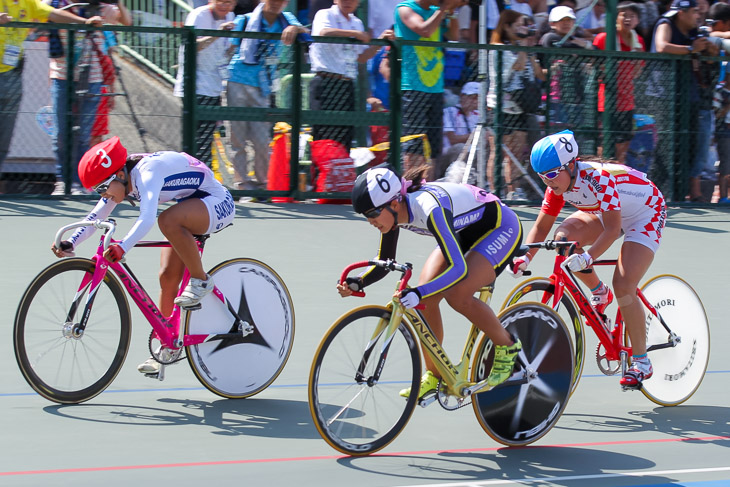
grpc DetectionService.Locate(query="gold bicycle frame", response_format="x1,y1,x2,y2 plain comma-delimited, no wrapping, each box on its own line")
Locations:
368,285,495,398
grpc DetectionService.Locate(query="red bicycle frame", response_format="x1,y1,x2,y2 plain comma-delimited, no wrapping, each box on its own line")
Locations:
535,242,663,363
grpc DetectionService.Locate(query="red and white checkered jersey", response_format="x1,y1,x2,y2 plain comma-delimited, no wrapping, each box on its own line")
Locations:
541,160,665,219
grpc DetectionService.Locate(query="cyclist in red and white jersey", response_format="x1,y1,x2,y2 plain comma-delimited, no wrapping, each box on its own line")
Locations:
50,137,235,374
513,130,666,389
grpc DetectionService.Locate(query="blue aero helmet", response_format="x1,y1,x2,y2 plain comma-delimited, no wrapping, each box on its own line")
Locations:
530,130,579,175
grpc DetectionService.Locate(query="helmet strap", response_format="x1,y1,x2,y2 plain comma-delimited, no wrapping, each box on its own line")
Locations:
385,201,400,231
118,167,136,207
566,159,578,191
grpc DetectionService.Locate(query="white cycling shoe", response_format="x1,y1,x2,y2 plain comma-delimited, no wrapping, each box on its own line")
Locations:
137,357,160,374
174,274,214,309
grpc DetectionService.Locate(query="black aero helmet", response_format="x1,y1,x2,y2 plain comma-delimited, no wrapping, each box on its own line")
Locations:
351,164,403,214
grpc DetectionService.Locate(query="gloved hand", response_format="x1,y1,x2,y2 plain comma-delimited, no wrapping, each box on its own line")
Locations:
510,254,530,278
399,288,421,309
345,277,364,292
104,244,125,263
52,240,75,258
565,252,592,272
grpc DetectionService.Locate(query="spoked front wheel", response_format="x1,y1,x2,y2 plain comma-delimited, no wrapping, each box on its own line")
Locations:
502,277,585,394
308,305,421,455
472,302,574,446
185,258,295,398
14,258,131,404
637,275,710,406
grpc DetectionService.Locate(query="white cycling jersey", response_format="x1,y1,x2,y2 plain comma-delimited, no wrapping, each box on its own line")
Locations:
68,151,234,252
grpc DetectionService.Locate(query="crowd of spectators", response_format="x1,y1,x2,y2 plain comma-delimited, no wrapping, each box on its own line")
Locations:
168,0,730,201
4,0,730,201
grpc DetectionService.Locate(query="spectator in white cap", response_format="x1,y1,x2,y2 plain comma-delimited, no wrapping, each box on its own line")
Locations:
538,2,593,161
438,81,481,179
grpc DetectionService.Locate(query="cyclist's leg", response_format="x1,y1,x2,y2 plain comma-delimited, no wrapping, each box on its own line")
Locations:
416,248,448,377
614,241,654,356
616,240,656,387
159,247,185,317
158,199,211,280
441,252,511,346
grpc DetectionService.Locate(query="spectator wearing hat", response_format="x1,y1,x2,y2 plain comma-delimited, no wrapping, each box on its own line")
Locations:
539,5,593,155
437,81,480,179
649,0,718,201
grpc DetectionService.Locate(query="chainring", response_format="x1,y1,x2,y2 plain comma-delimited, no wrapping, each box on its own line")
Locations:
148,331,185,365
436,380,470,410
596,342,620,375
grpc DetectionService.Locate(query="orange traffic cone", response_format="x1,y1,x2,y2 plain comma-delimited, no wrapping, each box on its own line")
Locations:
267,130,294,203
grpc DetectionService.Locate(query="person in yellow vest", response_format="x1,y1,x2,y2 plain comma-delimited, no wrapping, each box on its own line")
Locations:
0,3,101,185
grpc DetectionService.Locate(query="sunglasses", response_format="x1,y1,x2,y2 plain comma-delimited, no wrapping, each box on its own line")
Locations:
92,174,119,195
539,165,568,181
363,205,386,219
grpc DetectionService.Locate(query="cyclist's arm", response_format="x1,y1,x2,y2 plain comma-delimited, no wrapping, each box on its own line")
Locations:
523,210,558,261
415,206,466,299
586,209,621,260
359,227,399,288
117,178,163,253
66,197,117,249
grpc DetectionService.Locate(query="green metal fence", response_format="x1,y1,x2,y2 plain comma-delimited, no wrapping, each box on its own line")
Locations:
0,21,719,202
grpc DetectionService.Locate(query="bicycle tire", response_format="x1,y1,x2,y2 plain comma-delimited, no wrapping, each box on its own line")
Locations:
635,274,710,406
14,258,131,404
502,277,585,394
472,302,574,446
185,258,295,399
308,305,420,455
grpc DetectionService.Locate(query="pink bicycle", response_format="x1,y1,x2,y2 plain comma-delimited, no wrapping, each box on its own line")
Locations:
14,219,295,404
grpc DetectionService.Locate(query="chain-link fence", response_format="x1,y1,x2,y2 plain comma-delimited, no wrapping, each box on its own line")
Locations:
0,20,720,202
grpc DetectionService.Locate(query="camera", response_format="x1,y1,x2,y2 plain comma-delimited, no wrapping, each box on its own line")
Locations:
697,25,712,38
516,25,537,38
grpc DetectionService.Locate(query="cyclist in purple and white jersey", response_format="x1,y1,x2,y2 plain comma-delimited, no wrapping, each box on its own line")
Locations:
337,164,524,399
50,137,235,374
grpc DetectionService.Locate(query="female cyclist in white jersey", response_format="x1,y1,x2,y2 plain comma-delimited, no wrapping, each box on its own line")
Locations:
337,164,524,399
50,137,235,374
514,130,667,389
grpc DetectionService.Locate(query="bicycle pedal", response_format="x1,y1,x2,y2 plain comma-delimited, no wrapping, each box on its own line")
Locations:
417,392,438,408
143,372,160,380
181,303,202,311
621,383,642,392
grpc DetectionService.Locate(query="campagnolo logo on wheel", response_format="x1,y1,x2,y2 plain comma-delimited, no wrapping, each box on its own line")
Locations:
501,306,560,330
515,402,561,440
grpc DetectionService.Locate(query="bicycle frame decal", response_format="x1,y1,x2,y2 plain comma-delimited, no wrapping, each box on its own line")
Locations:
408,309,460,377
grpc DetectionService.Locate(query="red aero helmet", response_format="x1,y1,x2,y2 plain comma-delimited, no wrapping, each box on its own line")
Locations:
78,136,128,189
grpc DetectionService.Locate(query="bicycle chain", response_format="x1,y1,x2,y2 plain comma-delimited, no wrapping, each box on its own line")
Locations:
148,331,185,365
436,380,472,410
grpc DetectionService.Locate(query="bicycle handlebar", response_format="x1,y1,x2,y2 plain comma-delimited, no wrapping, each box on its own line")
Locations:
55,219,116,252
339,259,413,298
525,240,580,254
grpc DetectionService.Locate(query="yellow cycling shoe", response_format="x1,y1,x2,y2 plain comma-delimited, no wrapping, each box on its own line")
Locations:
399,370,440,399
487,338,522,387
